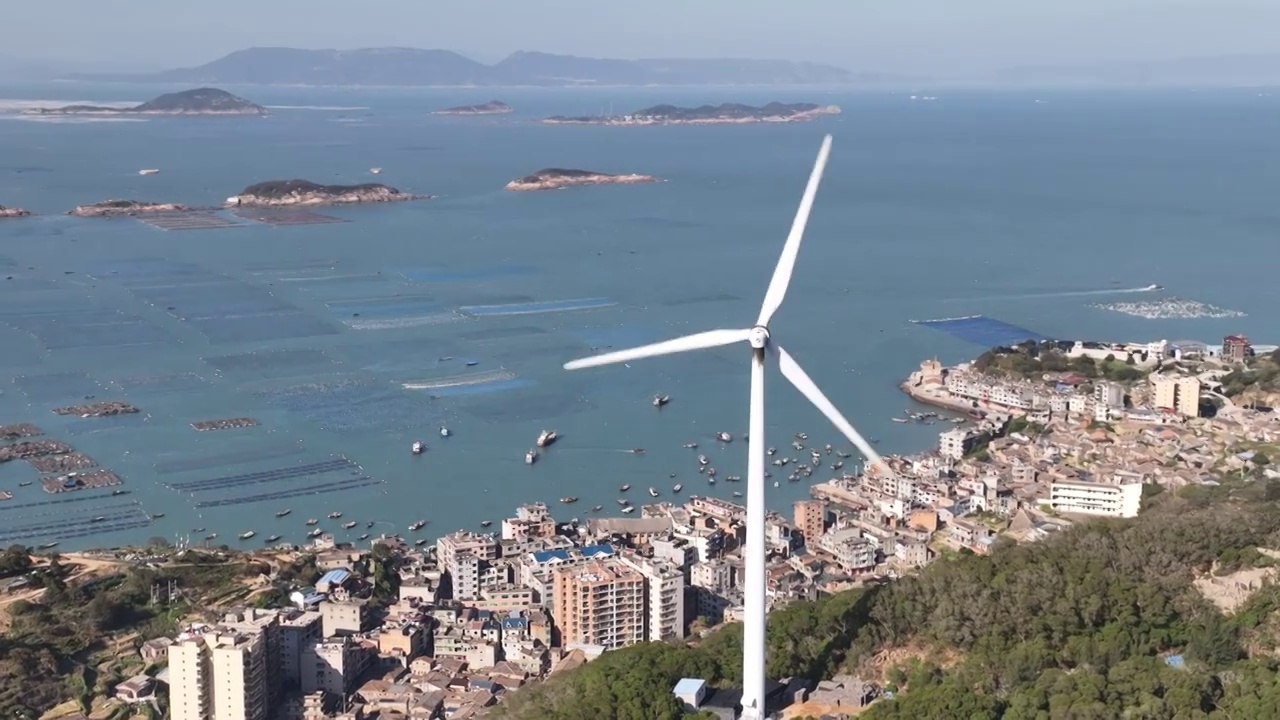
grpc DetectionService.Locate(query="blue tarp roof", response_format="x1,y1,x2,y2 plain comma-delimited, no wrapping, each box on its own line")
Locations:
531,543,614,564
317,569,350,586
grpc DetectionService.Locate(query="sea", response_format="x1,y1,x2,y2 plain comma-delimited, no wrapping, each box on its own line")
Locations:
0,82,1277,551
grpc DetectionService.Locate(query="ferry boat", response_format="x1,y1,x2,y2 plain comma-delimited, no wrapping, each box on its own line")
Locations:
619,484,631,492
648,487,659,497
653,394,670,408
716,431,732,443
536,430,558,448
275,509,291,518
305,518,319,526
412,440,426,455
525,449,538,465
621,505,635,514
672,484,683,493
439,426,451,438
239,531,255,540
265,535,282,543
342,521,358,529
409,519,426,531
328,511,342,519
560,496,578,504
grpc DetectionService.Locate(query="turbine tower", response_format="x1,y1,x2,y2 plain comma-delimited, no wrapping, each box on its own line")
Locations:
562,135,886,719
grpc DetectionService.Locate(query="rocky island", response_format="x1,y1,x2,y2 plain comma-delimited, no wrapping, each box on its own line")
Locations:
544,101,841,126
226,179,428,207
24,87,268,116
0,205,31,218
433,100,513,115
504,168,660,192
68,200,190,217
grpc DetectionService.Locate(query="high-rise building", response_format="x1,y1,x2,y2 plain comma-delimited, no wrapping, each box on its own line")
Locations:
169,635,213,720
279,610,322,690
167,610,281,720
1223,335,1253,364
1151,375,1200,417
300,636,371,695
552,558,646,648
619,553,686,642
793,500,827,549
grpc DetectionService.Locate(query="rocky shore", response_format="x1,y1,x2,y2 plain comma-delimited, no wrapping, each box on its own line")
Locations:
68,200,190,217
544,102,841,126
227,179,428,207
433,100,512,115
24,88,268,116
0,205,31,218
505,168,660,192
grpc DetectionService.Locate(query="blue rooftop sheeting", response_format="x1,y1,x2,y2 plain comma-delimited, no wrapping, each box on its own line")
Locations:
530,544,615,565
502,617,528,631
317,569,350,586
911,315,1047,347
581,544,615,558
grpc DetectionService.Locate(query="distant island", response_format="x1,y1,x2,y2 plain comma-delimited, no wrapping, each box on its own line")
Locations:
433,100,513,115
505,168,660,192
67,48,860,87
544,102,841,126
24,88,267,116
0,205,31,218
226,179,428,207
68,200,190,217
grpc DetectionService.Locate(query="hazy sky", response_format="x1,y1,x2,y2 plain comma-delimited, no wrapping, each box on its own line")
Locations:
8,0,1279,75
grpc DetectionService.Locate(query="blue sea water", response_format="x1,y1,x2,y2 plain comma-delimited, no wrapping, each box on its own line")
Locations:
1,83,1279,549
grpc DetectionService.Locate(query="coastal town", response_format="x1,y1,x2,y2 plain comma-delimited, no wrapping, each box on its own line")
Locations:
6,333,1279,720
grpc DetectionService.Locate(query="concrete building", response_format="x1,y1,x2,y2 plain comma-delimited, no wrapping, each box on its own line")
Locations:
1049,479,1144,518
1151,375,1200,417
939,428,980,461
1094,381,1125,410
619,554,686,642
320,599,368,637
815,529,876,572
437,531,500,571
451,553,481,601
169,635,213,720
301,636,371,695
279,610,323,690
170,618,278,720
1223,335,1253,364
793,500,826,548
551,558,646,649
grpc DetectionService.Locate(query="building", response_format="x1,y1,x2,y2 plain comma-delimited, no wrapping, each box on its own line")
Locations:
1151,375,1200,417
1049,479,1144,518
815,529,876,572
619,554,686,642
279,610,323,689
793,500,826,548
301,636,371,695
320,599,368,637
114,675,157,703
451,553,482,601
1223,335,1253,364
551,558,646,649
938,428,980,461
1094,381,1125,409
169,634,212,720
169,622,276,720
437,531,500,570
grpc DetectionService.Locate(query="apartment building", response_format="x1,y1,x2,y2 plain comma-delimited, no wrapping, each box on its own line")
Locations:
437,531,500,571
300,636,370,695
551,558,646,649
1151,375,1200,418
619,554,686,642
793,500,826,548
1223,334,1252,364
169,634,213,720
1048,479,1144,518
279,610,322,690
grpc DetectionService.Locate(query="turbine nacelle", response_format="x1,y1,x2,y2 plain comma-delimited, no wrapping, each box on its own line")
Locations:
748,325,770,350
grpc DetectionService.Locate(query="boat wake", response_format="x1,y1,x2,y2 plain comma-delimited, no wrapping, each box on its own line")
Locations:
402,369,516,391
945,285,1162,302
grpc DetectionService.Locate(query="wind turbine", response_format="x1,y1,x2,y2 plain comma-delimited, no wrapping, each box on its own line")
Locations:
562,135,886,720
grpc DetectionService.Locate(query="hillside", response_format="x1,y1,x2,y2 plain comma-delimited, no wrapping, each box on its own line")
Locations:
493,487,1280,718
73,47,856,87
24,87,266,116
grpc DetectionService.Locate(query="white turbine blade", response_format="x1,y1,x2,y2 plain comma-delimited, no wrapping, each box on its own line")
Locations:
756,134,833,327
775,345,887,471
563,328,752,371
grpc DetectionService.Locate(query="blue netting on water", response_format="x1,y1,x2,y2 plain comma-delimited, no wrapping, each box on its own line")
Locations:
153,439,305,475
62,412,151,436
14,371,102,403
3,309,172,349
190,312,342,344
662,292,743,307
570,326,666,350
113,372,208,395
132,282,297,319
460,389,596,423
204,349,342,380
460,297,616,317
256,378,432,432
911,315,1047,346
0,275,58,292
401,266,536,283
456,326,550,343
326,295,442,320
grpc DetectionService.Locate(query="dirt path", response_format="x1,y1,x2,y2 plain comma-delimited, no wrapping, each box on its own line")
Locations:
0,553,123,630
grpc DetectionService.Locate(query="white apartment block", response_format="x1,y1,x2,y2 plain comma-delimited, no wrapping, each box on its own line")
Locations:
437,531,500,570
170,627,271,720
945,373,1036,410
1151,375,1200,418
619,554,687,642
1049,479,1144,518
300,637,369,695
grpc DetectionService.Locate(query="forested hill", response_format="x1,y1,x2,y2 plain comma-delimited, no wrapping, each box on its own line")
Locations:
493,483,1280,719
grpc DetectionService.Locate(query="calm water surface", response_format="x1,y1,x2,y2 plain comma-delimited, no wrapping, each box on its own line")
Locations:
0,84,1277,549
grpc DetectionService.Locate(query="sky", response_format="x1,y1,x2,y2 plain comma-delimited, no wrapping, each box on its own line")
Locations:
6,0,1280,76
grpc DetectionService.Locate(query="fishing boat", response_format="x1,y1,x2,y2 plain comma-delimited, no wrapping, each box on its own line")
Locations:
138,168,160,176
38,541,58,550
620,484,631,492
206,533,218,541
891,417,909,424
439,426,452,439
307,528,323,539
305,518,318,526
648,487,659,497
409,519,426,531
767,447,777,456
18,481,32,487
342,521,358,529
716,431,732,443
726,475,741,482
90,516,106,523
265,534,282,543
617,498,630,506
592,505,603,512
415,538,429,546
370,167,382,174
328,511,342,519
111,489,129,496
239,530,255,540
795,432,808,440
683,442,698,449
560,496,578,504
621,505,635,514
358,533,370,541
525,449,538,465
833,461,844,469
536,430,557,448
480,520,492,527
275,509,291,518
706,468,717,477
707,476,715,484
732,490,744,498
653,394,670,407
631,448,646,455
698,454,709,466
193,527,206,533
151,513,165,518
412,440,426,454
824,444,833,454
465,360,479,367
673,484,683,493
836,450,852,458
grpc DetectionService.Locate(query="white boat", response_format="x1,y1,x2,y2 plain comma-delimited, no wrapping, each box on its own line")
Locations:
620,484,631,492
621,505,635,513
342,521,358,529
653,394,670,407
239,531,256,540
683,442,698,449
536,430,557,448
767,447,777,456
440,426,451,438
409,519,427,531
648,487,659,497
732,491,743,497
307,528,323,539
716,431,732,443
328,511,342,519
525,449,538,465
370,167,383,174
673,484,683,493
480,520,493,527
412,440,426,454
138,168,160,176
892,418,909,424
698,454,709,466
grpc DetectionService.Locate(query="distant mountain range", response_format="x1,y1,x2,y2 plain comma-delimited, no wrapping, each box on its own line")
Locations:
69,47,894,87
